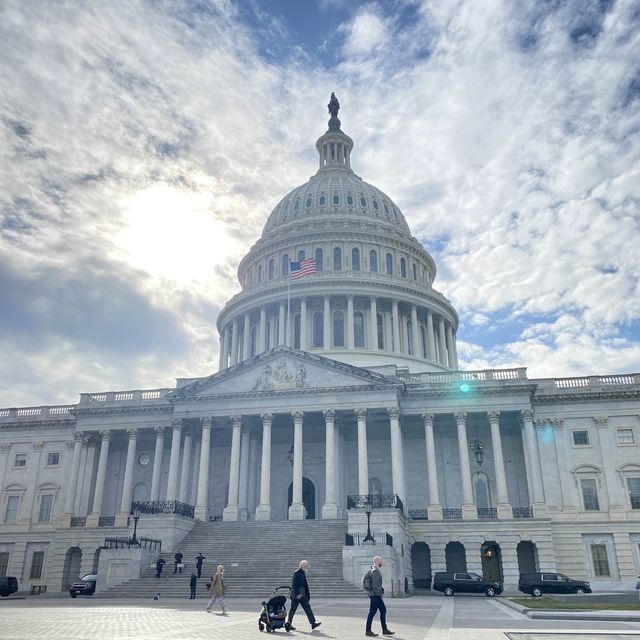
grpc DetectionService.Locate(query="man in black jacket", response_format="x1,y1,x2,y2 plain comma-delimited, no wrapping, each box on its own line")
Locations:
285,560,321,631
364,556,394,636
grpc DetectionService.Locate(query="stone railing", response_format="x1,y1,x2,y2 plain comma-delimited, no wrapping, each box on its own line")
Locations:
513,506,534,519
98,516,116,527
396,368,528,384
408,509,429,520
103,536,162,551
477,507,498,520
535,374,640,395
78,388,173,405
442,508,462,520
131,500,195,518
0,405,75,422
70,516,87,528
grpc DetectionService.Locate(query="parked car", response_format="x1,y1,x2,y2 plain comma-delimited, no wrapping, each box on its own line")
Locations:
69,573,97,598
518,572,591,597
0,576,18,597
433,571,503,597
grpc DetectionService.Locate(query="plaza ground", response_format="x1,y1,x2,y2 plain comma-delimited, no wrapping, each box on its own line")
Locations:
2,595,640,640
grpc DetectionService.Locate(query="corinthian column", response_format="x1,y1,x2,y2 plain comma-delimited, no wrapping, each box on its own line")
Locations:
521,410,546,517
256,413,273,521
388,407,406,503
488,411,512,519
87,430,111,526
356,409,369,495
422,414,442,519
223,415,242,521
322,410,338,519
117,429,138,523
195,417,212,521
288,410,305,520
63,432,85,517
165,419,182,501
238,425,251,521
455,412,476,519
150,427,165,501
178,429,193,504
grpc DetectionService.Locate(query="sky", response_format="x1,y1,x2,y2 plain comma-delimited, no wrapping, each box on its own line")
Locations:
1,0,639,407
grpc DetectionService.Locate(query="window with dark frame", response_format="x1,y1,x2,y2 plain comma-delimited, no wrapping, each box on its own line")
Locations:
29,551,45,579
590,544,610,577
573,430,590,446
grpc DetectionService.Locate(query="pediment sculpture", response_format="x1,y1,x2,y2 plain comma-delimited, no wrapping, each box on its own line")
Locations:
253,357,306,391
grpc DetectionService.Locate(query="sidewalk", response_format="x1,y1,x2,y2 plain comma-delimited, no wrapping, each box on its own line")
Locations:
501,596,640,622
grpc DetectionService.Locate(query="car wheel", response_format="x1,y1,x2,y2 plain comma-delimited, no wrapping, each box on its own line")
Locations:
444,587,454,596
485,586,496,597
531,587,542,597
575,588,585,594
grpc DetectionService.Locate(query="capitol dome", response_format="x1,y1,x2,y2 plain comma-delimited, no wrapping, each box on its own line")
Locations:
216,96,459,373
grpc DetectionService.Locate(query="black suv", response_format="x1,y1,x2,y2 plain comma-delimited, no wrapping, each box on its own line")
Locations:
0,576,18,597
518,572,591,597
69,573,97,598
433,571,503,597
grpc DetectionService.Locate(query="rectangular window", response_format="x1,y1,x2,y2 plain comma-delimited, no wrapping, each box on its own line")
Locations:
580,478,600,511
572,430,590,446
14,453,27,468
46,452,60,466
617,428,635,445
4,495,19,524
38,494,54,523
29,551,45,579
590,544,610,577
627,478,640,510
0,551,9,575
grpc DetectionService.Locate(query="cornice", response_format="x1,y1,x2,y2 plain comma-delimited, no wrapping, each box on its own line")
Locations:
533,390,640,403
72,405,174,418
0,419,76,431
404,383,537,399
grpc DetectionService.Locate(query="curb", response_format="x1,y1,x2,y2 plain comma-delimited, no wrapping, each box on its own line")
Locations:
500,597,640,621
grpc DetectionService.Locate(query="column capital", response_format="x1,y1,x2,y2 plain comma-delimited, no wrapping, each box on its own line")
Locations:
230,415,243,428
200,416,212,429
99,430,111,441
347,294,354,301
454,411,467,424
521,409,534,421
171,418,182,431
421,412,434,426
387,406,400,420
0,444,11,453
153,426,165,436
370,295,377,302
292,410,304,424
127,428,137,439
593,416,608,429
260,413,273,426
355,408,368,420
323,409,336,422
73,431,85,443
487,411,500,424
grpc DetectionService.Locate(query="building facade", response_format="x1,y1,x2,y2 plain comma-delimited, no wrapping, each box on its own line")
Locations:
1,100,639,594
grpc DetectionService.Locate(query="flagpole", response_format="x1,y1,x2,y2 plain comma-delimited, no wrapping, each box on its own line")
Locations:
286,263,291,347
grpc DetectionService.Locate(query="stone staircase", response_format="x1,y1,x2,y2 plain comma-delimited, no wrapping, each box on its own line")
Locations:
99,520,364,598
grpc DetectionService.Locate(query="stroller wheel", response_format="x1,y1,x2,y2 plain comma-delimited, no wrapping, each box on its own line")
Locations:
258,622,264,632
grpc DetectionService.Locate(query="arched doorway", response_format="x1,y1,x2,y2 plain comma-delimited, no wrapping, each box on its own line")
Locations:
411,542,432,589
517,541,539,574
481,541,503,582
287,478,316,519
445,542,467,572
61,547,82,589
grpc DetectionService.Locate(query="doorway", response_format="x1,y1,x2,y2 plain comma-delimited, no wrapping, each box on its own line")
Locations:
287,477,316,519
481,541,503,582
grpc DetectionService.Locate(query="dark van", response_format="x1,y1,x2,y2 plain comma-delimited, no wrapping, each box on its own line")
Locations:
433,571,503,597
0,576,18,597
518,572,591,597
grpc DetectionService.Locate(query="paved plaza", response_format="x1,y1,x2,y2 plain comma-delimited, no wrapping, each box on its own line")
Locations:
2,596,640,640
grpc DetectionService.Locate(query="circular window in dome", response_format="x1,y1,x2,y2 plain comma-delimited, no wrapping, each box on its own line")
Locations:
360,196,367,207
319,195,326,206
333,195,339,205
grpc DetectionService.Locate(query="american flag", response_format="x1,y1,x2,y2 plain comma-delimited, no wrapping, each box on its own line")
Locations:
290,258,317,279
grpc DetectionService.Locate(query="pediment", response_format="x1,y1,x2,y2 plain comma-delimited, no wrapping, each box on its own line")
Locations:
169,347,400,400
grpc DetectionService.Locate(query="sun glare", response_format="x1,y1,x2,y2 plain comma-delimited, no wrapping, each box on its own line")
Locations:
117,185,235,285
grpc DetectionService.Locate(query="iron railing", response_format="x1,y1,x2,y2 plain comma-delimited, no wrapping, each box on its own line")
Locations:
513,506,534,518
442,508,462,520
408,509,429,520
346,494,403,511
70,516,86,528
131,500,195,518
98,516,115,527
345,531,393,546
477,507,498,519
103,536,162,551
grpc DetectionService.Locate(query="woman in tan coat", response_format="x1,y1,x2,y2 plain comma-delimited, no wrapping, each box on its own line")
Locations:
206,565,227,614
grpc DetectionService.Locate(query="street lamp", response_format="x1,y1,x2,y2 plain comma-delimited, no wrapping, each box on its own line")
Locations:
362,494,375,544
129,505,141,546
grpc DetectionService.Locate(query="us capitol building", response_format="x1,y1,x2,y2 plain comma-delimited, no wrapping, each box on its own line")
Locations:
1,96,639,596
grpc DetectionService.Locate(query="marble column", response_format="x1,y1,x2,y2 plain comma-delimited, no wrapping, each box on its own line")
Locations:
337,424,346,517
422,413,442,519
488,411,512,518
289,410,305,520
438,317,447,365
195,417,212,521
278,302,286,345
391,300,401,354
150,427,165,501
165,419,182,501
63,432,85,516
455,412,476,519
411,305,420,357
223,415,242,521
255,413,273,521
521,410,546,517
388,407,406,503
323,295,331,349
446,324,456,368
88,430,111,524
243,312,251,360
595,416,626,520
259,306,267,353
426,311,436,360
230,319,239,365
178,429,193,503
346,296,355,349
356,409,369,495
322,410,338,519
116,429,137,525
238,425,251,520
248,432,259,517
369,296,378,350
300,297,307,349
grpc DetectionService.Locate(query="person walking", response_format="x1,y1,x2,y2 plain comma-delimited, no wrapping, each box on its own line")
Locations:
363,556,394,637
155,557,166,579
189,573,197,599
206,564,228,614
635,575,640,601
174,548,184,574
195,553,206,578
285,560,321,632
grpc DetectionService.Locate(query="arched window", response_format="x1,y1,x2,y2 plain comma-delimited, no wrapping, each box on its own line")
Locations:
386,253,393,275
377,313,385,349
319,195,326,205
293,314,301,349
354,312,365,347
347,194,353,206
268,259,274,280
351,247,360,271
298,250,305,262
369,250,378,272
305,197,312,208
257,264,262,283
400,257,407,278
315,248,324,271
412,263,417,281
282,254,289,276
313,312,324,348
333,247,342,271
421,326,427,357
333,310,344,347
407,320,413,355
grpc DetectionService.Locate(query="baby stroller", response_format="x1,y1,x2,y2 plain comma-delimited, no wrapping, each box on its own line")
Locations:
258,585,290,633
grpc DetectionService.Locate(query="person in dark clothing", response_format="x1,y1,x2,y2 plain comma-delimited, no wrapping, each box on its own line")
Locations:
155,557,166,579
174,549,184,574
363,556,394,636
189,573,197,599
195,553,206,578
285,560,321,632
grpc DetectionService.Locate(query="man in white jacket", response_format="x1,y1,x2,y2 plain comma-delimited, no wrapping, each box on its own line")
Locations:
363,556,394,637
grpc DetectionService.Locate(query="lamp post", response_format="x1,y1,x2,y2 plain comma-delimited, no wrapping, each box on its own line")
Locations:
362,494,375,544
129,505,141,546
